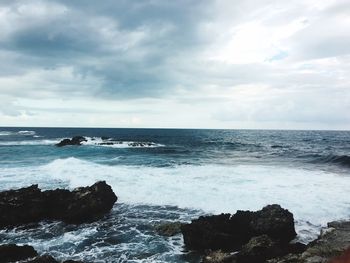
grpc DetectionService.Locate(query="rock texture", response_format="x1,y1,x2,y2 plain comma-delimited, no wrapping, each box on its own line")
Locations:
0,244,84,263
181,204,296,251
0,244,38,263
268,221,350,263
55,136,87,147
0,181,117,228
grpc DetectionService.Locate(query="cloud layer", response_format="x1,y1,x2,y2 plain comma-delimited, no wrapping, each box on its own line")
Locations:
0,0,349,129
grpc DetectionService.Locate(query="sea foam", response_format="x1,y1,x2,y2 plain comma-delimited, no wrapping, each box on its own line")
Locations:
1,157,349,242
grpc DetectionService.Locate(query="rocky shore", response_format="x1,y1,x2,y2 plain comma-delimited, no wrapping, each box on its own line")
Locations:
0,181,117,228
181,206,350,263
0,182,349,263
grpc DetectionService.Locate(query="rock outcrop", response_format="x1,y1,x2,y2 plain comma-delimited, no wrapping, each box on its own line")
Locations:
268,221,350,263
55,136,87,147
0,244,83,263
0,181,117,228
181,204,296,251
0,244,38,263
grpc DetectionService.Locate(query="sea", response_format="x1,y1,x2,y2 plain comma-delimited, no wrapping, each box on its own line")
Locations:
0,127,350,262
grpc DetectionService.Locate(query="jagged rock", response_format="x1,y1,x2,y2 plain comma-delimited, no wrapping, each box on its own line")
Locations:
0,244,38,263
236,235,284,263
181,205,296,251
250,205,296,243
55,136,87,147
155,222,183,236
268,221,350,263
0,181,117,228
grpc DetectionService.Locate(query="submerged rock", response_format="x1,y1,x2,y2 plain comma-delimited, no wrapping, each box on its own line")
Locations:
181,204,296,251
155,222,184,236
0,244,38,262
0,181,117,228
55,136,87,147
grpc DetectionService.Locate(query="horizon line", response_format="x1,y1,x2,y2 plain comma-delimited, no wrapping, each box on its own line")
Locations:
0,126,349,132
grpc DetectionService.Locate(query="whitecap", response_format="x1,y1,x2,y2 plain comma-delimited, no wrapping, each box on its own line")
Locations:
1,157,349,242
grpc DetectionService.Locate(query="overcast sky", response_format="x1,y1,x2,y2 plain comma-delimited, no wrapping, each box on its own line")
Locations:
0,0,349,129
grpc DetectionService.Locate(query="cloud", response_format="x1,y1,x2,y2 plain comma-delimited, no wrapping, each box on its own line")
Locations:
0,0,349,129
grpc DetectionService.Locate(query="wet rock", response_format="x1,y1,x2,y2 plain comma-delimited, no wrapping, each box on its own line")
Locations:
0,185,46,227
25,255,58,263
329,247,350,263
98,142,114,145
128,142,155,147
202,250,236,263
236,235,284,263
155,222,184,236
0,244,38,263
55,136,87,147
268,221,350,263
181,205,296,251
0,181,117,228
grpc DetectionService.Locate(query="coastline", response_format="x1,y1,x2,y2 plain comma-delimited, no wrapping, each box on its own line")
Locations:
1,182,349,263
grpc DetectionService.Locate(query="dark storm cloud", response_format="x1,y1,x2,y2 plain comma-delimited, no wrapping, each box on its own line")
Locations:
0,0,212,98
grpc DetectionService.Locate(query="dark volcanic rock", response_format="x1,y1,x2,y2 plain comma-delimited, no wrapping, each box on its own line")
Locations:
181,205,296,251
268,221,350,263
236,235,284,263
0,185,46,227
0,244,38,263
0,181,117,228
250,205,296,243
55,136,87,147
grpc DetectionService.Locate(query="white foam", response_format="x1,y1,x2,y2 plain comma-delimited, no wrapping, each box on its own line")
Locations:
0,130,36,136
1,157,350,242
82,137,164,148
0,131,13,136
18,130,36,136
0,139,59,146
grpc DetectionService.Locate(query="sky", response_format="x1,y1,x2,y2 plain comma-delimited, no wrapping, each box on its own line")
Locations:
0,0,349,129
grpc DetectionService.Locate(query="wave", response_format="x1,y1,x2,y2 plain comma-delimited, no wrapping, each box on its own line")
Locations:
322,155,350,167
310,154,350,167
18,130,36,136
0,130,36,136
2,157,350,241
0,139,59,146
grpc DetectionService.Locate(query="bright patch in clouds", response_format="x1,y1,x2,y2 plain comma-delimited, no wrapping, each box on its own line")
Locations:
0,0,349,129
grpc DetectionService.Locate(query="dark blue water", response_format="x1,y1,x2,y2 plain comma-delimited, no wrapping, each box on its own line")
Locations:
1,128,350,170
0,128,350,262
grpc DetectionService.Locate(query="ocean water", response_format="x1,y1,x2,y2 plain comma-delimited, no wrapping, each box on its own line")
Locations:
0,128,350,262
